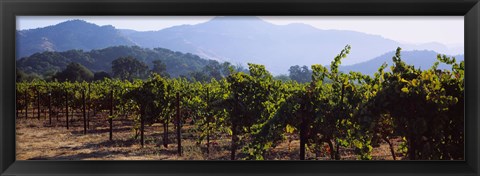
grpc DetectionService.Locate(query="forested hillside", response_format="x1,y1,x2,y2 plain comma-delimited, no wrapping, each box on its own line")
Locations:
17,45,222,78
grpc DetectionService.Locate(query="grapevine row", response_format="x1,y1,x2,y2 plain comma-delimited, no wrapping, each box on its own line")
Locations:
16,46,464,160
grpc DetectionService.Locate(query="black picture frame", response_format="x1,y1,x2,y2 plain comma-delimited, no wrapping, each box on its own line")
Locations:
1,0,479,175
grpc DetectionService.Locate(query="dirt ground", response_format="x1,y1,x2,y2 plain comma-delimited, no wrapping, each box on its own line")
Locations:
16,110,404,160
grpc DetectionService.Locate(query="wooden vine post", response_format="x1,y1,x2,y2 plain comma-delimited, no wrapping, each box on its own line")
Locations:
163,106,168,148
163,120,168,148
140,104,145,147
82,88,87,134
65,88,69,129
206,87,210,155
109,89,114,141
176,92,182,156
87,83,90,129
36,87,40,120
24,88,28,119
230,92,238,161
299,117,306,160
56,92,59,122
48,90,52,125
43,88,47,120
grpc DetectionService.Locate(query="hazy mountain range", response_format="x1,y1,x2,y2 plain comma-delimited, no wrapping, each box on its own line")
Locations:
16,17,464,75
341,50,464,75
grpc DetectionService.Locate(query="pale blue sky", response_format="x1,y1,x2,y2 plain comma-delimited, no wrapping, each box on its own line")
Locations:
17,16,464,46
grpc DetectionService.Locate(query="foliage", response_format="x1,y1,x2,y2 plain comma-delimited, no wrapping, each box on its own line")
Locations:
17,46,215,78
93,71,111,81
151,60,170,78
53,62,94,82
288,65,312,83
16,46,464,160
111,56,149,81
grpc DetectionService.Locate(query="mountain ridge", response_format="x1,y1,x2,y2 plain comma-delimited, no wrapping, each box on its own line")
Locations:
340,50,464,75
16,18,463,75
17,20,136,58
16,45,216,78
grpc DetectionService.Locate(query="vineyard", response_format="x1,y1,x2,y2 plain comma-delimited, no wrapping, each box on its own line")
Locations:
16,46,464,160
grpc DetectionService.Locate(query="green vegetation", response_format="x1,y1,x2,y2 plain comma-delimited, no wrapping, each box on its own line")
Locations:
288,65,312,83
16,46,252,83
17,46,216,78
112,56,149,81
16,46,464,160
53,62,94,82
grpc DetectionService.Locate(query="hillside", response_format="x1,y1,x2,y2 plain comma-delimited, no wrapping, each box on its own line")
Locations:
17,46,214,78
17,20,136,58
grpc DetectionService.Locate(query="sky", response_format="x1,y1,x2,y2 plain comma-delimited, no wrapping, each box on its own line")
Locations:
16,16,464,46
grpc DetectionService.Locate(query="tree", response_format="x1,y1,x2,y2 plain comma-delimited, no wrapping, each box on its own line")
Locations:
93,71,111,81
16,68,27,82
221,62,234,76
188,61,235,82
151,60,170,78
289,65,312,83
274,74,291,82
54,62,94,82
203,60,223,80
189,71,209,82
42,69,57,81
112,56,149,81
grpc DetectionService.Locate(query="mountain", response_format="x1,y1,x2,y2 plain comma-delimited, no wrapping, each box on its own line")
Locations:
17,18,462,75
124,16,406,74
16,20,136,58
400,42,464,56
16,46,214,78
340,50,464,75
